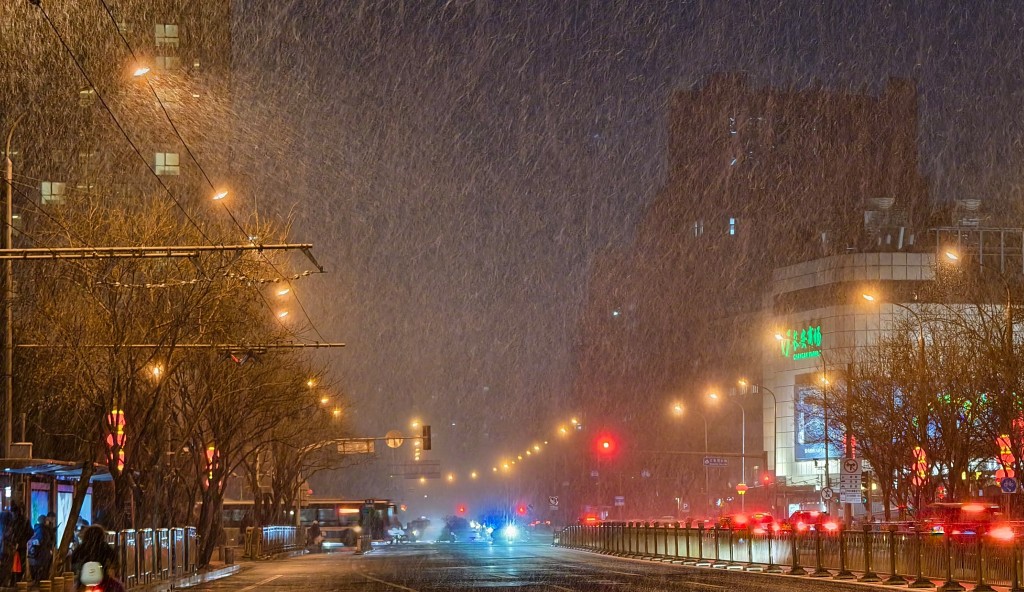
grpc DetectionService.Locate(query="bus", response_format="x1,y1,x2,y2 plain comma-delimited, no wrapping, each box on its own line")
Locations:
221,498,400,547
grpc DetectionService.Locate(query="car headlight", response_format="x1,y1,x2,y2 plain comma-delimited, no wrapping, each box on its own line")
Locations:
503,525,519,540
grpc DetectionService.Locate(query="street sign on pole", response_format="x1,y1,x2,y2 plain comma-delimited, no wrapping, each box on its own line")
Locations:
839,457,862,503
549,496,560,509
1001,477,1018,494
614,496,625,507
821,487,834,501
702,456,728,467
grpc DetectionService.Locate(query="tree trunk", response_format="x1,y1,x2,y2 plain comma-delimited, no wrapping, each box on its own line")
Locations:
51,462,94,578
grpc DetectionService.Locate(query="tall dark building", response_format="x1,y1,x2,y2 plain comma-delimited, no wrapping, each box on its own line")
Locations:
568,74,930,517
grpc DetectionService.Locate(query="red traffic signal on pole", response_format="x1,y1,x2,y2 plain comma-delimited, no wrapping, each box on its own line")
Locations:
595,435,617,456
457,504,466,515
516,505,527,516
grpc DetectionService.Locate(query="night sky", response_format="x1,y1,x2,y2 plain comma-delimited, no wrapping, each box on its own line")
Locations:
232,1,1024,504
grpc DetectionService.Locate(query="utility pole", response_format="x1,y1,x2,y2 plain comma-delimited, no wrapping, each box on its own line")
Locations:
4,114,25,459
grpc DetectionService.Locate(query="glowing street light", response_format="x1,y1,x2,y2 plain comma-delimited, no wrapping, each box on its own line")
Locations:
570,417,579,426
277,288,291,297
150,364,163,379
212,190,228,201
319,396,329,406
306,378,316,388
446,473,454,482
470,471,478,479
277,311,289,319
133,66,150,77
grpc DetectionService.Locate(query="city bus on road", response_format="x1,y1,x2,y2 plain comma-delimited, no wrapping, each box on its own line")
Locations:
222,498,400,547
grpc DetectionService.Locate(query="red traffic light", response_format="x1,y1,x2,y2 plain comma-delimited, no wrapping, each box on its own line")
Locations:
457,505,466,515
516,505,527,516
595,435,617,456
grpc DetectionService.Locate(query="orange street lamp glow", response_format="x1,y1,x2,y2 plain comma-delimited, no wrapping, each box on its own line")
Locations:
945,250,960,262
332,407,342,417
470,471,478,479
533,445,541,452
862,293,876,302
151,365,163,378
306,378,315,388
277,311,289,319
277,288,291,297
319,396,329,405
212,190,228,201
133,66,150,77
738,378,749,387
774,332,784,341
570,417,579,425
707,392,719,400
446,473,454,482
672,402,684,415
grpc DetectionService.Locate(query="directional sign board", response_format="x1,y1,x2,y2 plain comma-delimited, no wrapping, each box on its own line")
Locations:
839,457,862,503
703,457,729,467
614,496,625,507
1002,477,1018,494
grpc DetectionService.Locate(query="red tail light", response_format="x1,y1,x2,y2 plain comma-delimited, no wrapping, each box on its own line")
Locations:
990,525,1015,541
823,521,839,532
771,523,781,532
796,522,808,532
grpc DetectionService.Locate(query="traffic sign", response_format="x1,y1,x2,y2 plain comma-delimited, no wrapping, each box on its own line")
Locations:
614,496,625,507
1002,477,1019,494
839,457,862,502
549,496,560,509
821,487,834,501
385,430,404,449
703,456,729,467
681,502,691,513
842,458,862,475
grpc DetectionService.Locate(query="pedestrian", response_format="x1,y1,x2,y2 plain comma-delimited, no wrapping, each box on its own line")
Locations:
0,508,13,585
4,503,33,586
306,521,323,552
70,525,123,592
29,513,56,584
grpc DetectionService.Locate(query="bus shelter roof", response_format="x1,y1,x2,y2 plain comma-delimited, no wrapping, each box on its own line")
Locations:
0,458,112,482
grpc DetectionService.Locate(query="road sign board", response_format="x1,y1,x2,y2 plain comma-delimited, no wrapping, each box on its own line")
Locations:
1002,477,1018,494
840,491,861,503
839,457,862,501
385,430,404,449
681,502,691,513
821,487,834,501
703,457,729,467
614,496,625,507
842,458,862,476
549,496,559,508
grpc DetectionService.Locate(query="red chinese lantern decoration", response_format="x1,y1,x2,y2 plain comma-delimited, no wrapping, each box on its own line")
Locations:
105,409,126,473
996,435,1016,480
912,446,927,487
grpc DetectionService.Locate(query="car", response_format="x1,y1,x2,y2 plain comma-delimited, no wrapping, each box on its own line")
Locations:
921,502,1006,537
782,510,839,533
718,512,775,533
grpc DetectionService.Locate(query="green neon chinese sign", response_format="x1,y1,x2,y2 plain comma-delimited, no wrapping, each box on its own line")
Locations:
780,324,822,360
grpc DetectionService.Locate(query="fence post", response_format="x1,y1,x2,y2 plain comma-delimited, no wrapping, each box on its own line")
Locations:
860,524,881,582
747,526,754,566
726,527,736,566
937,530,963,592
644,522,650,557
674,522,680,558
810,527,831,577
909,526,934,589
713,525,721,565
766,527,782,573
696,521,704,562
788,530,807,575
972,527,996,592
834,527,855,580
684,520,691,560
884,525,908,585
1011,531,1024,592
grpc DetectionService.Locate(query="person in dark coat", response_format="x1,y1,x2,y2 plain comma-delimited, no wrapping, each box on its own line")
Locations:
28,514,56,584
71,525,122,591
4,504,33,586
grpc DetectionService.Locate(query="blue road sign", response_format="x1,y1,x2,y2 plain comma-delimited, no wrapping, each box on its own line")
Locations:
1001,477,1018,494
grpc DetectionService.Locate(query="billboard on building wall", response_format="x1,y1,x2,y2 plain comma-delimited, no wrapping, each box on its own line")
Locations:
793,374,843,461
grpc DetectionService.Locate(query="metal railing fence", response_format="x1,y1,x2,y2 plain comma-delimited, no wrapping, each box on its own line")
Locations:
556,521,1024,590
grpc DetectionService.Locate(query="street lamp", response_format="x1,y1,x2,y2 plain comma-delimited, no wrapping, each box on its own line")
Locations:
672,402,710,517
738,379,779,513
708,391,747,510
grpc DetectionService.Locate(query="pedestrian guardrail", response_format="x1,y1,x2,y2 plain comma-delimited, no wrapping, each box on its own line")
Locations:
556,521,1024,590
243,525,301,559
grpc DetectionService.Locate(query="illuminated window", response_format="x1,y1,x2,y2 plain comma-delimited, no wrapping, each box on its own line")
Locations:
728,217,737,236
154,152,180,175
155,24,179,47
156,56,181,70
79,88,96,107
692,220,704,237
41,182,66,205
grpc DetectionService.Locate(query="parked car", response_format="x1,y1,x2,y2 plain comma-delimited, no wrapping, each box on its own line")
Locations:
921,502,1005,537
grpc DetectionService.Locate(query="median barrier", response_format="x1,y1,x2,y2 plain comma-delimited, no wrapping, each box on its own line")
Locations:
555,521,1024,589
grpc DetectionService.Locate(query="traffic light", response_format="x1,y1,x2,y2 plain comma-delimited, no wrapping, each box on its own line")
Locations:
861,471,872,504
421,425,432,451
761,471,773,487
595,435,617,456
516,505,527,516
457,504,466,515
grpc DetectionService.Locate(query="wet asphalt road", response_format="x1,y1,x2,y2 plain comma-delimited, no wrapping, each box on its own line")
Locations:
185,541,905,591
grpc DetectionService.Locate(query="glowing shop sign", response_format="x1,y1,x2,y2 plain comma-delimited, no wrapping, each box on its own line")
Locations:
780,325,822,360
